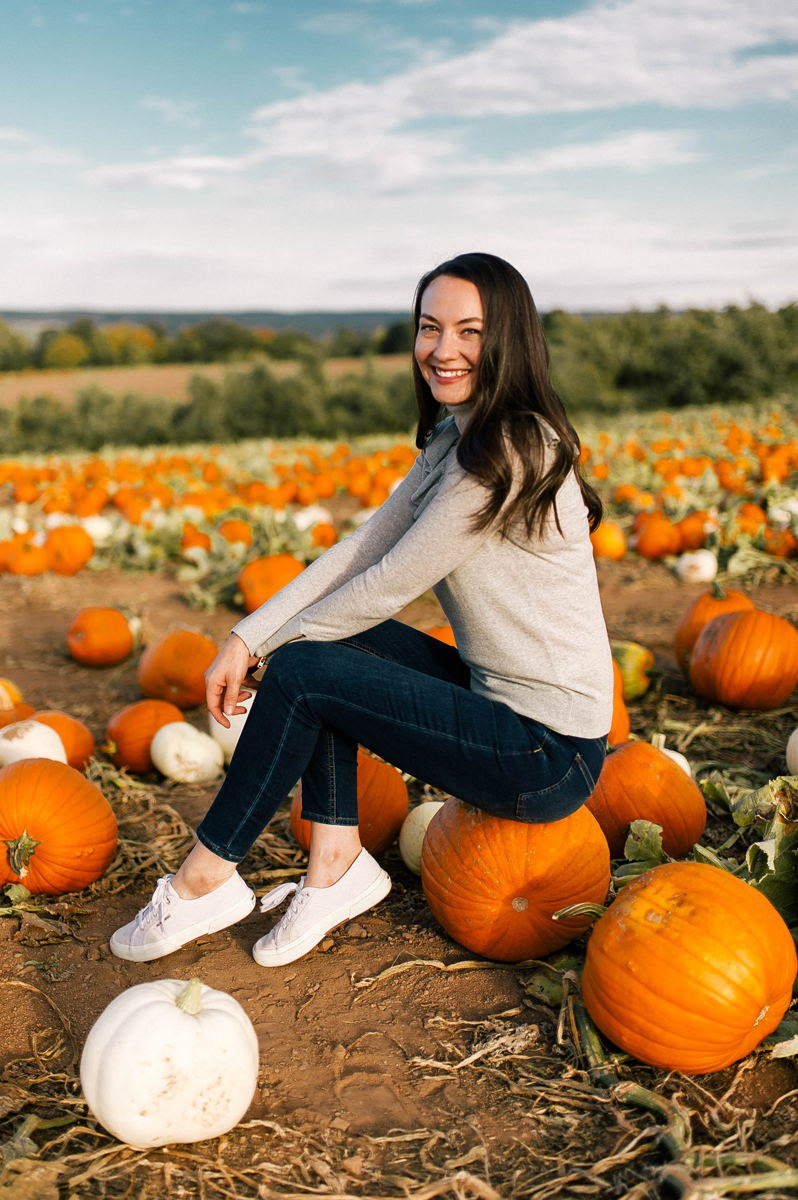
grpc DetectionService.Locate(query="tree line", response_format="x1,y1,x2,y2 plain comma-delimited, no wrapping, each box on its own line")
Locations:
0,359,419,454
0,315,416,372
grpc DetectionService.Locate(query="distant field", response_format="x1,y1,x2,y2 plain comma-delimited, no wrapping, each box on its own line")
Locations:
0,353,412,409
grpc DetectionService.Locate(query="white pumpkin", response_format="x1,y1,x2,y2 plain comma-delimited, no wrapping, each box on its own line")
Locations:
150,722,224,784
80,515,114,544
208,692,255,765
0,720,67,767
80,977,259,1148
674,549,717,584
786,728,798,776
292,505,333,532
399,801,445,875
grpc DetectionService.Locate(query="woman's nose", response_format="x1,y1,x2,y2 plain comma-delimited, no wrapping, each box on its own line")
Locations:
434,329,459,360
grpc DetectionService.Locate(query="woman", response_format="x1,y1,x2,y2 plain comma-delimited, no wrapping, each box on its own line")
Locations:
110,252,613,968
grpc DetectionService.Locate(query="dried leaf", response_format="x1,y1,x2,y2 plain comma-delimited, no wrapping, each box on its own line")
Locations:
623,820,667,865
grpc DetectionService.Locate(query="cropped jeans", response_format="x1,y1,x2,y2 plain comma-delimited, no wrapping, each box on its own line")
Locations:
197,619,607,863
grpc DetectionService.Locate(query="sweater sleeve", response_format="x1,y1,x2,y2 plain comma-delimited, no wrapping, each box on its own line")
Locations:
231,454,424,655
252,462,493,656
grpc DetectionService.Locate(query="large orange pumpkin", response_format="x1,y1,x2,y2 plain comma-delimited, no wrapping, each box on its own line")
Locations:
7,540,50,576
673,583,754,675
420,799,610,962
67,607,134,667
105,699,186,773
290,750,408,857
690,609,798,711
137,630,218,709
44,525,95,575
0,758,117,895
239,554,305,614
586,741,706,858
607,660,630,746
582,862,797,1074
33,711,95,771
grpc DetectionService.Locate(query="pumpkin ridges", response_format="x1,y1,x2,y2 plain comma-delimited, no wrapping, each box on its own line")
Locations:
690,610,798,710
33,711,95,770
581,862,796,1073
137,630,218,709
0,758,117,894
421,800,610,962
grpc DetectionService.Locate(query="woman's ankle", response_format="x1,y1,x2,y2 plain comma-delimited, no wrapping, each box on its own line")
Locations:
171,843,238,900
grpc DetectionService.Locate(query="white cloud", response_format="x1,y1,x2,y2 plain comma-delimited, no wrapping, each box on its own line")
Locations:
0,127,80,166
457,130,701,176
88,0,798,194
140,96,202,128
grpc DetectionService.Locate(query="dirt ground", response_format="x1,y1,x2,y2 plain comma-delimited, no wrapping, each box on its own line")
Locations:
0,354,410,408
1,562,797,1197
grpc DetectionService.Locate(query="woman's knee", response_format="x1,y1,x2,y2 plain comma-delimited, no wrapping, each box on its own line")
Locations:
267,640,338,691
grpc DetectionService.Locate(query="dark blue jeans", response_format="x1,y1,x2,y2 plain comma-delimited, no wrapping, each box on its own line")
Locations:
197,620,606,863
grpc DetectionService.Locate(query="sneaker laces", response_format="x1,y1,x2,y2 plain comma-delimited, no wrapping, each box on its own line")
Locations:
258,879,311,940
259,880,303,914
136,875,174,933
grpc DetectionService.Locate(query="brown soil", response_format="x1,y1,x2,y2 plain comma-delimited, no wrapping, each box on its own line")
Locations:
0,355,411,409
1,563,797,1197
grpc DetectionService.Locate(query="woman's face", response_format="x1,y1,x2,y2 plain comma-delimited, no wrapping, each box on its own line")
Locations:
415,275,483,407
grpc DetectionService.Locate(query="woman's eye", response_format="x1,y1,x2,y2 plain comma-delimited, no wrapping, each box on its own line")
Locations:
462,327,482,336
419,323,438,334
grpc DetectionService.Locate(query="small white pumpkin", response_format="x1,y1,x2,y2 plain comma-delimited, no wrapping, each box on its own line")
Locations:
292,505,333,532
786,728,798,776
80,515,114,544
80,977,259,1148
399,801,445,875
0,720,67,767
208,691,255,765
674,549,717,584
150,722,224,784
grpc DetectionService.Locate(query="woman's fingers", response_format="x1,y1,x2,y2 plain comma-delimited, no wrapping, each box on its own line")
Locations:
205,634,256,727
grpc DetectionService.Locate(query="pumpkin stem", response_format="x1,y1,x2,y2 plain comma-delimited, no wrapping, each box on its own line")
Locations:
711,581,728,600
4,831,41,879
176,977,204,1016
552,902,607,923
650,733,666,750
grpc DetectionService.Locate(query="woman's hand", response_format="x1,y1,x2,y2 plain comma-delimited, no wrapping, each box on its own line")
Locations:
205,633,262,728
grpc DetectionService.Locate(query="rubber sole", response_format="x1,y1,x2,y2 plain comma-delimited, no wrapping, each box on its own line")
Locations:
109,888,257,963
252,870,392,967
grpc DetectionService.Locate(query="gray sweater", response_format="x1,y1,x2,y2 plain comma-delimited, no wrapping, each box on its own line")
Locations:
233,411,613,738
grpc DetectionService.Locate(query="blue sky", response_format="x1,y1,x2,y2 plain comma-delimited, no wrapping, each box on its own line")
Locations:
1,0,796,312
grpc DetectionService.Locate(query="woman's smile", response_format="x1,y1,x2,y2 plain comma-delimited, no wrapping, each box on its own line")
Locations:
415,275,483,407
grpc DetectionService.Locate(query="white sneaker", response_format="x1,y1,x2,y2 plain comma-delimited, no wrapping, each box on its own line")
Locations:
252,849,391,967
110,872,256,962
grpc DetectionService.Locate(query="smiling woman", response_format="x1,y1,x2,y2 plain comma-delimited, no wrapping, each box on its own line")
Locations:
110,251,614,971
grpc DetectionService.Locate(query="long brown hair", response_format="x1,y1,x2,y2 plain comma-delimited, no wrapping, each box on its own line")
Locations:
412,252,602,536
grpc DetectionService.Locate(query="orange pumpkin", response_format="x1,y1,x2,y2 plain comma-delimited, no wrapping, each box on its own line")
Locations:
33,711,95,771
218,519,253,547
607,660,630,746
180,523,211,553
0,758,117,895
290,750,408,858
427,625,457,647
238,554,305,614
66,607,134,667
44,525,95,575
675,510,709,551
690,609,798,711
420,799,610,962
137,630,218,709
105,699,186,773
635,516,682,560
7,540,50,576
589,521,627,561
0,703,36,729
312,522,337,549
0,534,28,573
673,583,754,675
586,741,706,858
582,862,797,1073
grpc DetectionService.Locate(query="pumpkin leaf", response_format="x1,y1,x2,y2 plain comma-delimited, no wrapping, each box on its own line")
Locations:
700,771,732,815
692,843,737,872
623,820,667,865
746,788,798,927
3,884,31,906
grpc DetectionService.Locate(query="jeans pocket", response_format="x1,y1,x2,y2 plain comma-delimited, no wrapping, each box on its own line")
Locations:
515,753,596,823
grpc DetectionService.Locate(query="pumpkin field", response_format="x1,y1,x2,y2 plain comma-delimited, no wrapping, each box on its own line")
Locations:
1,397,798,1199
